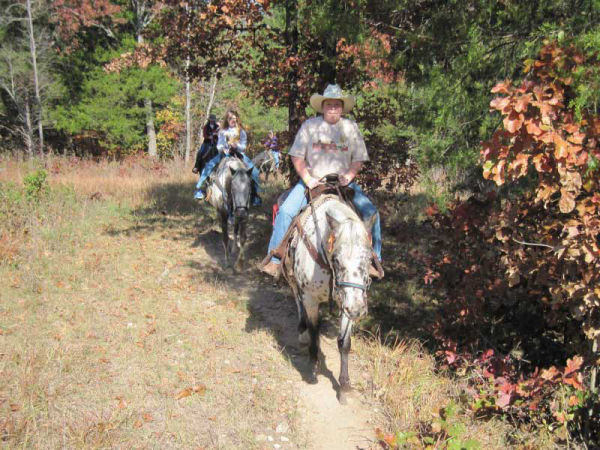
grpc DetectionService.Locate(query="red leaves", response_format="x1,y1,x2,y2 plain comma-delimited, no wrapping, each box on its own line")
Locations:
491,81,512,94
490,96,510,112
503,111,524,133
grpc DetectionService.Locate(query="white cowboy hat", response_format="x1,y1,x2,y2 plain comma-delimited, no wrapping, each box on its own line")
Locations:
309,84,355,114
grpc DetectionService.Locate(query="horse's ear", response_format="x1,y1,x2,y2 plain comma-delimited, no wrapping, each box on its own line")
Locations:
246,167,253,177
363,213,377,232
230,167,236,176
326,212,341,231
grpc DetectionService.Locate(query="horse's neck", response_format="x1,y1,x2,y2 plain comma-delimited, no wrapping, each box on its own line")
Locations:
306,199,359,244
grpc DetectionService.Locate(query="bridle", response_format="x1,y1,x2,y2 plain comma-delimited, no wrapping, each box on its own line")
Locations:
330,245,372,294
327,228,372,318
305,175,372,311
229,170,251,218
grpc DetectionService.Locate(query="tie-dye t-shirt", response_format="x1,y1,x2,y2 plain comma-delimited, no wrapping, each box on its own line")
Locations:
288,117,368,179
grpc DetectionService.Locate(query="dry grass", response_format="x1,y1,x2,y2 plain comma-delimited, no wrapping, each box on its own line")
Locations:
0,156,303,448
0,156,555,449
353,337,514,449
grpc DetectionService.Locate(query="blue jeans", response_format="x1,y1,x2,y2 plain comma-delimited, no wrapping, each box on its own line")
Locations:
271,150,280,169
196,153,261,191
267,181,381,261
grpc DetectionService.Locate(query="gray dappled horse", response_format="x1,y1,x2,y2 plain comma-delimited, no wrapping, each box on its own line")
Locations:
282,195,376,404
205,157,253,270
251,150,277,181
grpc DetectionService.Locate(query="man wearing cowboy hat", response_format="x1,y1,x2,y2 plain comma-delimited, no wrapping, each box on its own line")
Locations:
259,84,382,278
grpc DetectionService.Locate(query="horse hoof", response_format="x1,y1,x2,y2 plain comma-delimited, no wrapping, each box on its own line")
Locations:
337,391,348,405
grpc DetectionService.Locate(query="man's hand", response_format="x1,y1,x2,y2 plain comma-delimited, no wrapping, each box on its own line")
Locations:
192,167,199,174
339,173,353,186
304,176,321,190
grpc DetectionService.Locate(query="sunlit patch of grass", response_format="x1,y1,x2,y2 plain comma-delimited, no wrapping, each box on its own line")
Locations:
353,337,513,449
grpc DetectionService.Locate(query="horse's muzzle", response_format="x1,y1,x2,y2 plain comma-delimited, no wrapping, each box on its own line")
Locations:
342,294,368,320
234,207,249,220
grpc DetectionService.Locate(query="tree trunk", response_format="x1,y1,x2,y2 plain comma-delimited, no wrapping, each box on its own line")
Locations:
185,66,192,163
285,0,300,133
319,39,337,87
137,33,157,157
144,97,157,157
24,99,34,157
184,2,192,163
26,0,43,155
204,74,217,122
196,75,218,153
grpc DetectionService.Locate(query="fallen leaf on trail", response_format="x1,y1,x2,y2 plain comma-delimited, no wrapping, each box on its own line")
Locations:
176,388,192,399
176,384,207,400
143,413,153,422
115,397,127,409
97,422,115,432
134,419,143,428
193,384,207,394
9,403,20,412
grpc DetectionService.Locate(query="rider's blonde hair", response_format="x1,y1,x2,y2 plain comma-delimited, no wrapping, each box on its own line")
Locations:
222,109,242,147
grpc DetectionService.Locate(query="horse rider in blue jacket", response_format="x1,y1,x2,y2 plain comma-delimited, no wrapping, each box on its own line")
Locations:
194,109,262,206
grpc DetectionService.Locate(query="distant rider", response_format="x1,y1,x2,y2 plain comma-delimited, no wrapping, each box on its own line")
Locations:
263,130,280,170
192,114,219,174
194,109,262,206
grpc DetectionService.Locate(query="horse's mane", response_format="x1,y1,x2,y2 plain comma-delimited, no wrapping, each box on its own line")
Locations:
321,201,371,258
296,195,371,261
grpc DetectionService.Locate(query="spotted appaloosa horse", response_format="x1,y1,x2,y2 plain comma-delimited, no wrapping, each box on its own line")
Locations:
282,194,376,403
205,157,253,270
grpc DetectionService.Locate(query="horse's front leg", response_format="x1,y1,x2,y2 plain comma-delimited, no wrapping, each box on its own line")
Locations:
220,211,230,266
233,220,246,271
337,313,354,404
303,295,320,383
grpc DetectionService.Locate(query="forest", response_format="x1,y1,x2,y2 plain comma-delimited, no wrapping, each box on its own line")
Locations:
1,0,600,448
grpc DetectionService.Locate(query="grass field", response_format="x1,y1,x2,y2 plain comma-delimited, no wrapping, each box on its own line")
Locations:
0,156,551,449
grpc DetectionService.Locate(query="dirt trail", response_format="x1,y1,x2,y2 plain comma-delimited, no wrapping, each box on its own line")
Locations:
198,228,376,450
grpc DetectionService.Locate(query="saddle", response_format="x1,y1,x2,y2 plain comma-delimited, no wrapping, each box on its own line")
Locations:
262,181,384,280
195,144,218,174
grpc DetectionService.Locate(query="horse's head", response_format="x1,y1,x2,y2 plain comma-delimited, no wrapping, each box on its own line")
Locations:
229,166,253,221
326,210,376,320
